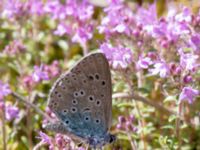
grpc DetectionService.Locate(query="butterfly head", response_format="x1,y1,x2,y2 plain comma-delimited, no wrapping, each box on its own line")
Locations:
88,133,116,148
107,133,116,144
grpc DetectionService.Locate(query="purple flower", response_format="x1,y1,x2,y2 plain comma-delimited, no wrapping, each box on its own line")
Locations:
0,81,11,100
125,121,137,132
54,23,71,36
63,0,94,21
38,131,52,145
44,1,67,19
49,0,94,47
150,61,170,78
183,75,192,84
22,75,35,90
32,65,49,82
179,87,199,104
179,50,199,71
5,105,19,121
98,0,134,36
71,24,93,46
44,61,61,78
137,56,153,69
4,40,26,55
136,3,157,32
116,114,137,132
2,0,30,18
190,34,200,52
128,114,135,122
29,0,44,15
175,7,192,23
100,43,133,68
118,116,126,124
151,20,168,38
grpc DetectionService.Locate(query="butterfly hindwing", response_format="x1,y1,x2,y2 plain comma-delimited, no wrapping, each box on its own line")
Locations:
48,52,112,139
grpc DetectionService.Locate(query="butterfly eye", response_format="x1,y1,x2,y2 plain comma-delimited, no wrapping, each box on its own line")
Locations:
55,91,58,94
70,107,77,113
72,99,78,105
95,100,101,106
88,95,94,102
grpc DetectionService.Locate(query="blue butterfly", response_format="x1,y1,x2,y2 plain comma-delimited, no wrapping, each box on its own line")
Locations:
46,52,116,149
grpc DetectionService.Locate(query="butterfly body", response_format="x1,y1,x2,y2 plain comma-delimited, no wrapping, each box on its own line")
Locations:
46,52,115,148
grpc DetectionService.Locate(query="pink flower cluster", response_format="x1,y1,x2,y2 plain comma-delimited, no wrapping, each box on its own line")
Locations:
38,131,84,150
98,1,199,104
116,115,137,132
0,81,19,121
1,0,94,48
23,61,61,90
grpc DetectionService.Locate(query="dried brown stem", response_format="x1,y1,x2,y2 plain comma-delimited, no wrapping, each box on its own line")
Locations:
11,92,53,122
1,106,7,150
113,92,175,115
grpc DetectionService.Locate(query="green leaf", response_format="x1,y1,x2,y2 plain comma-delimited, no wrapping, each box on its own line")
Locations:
164,95,177,103
161,125,174,129
168,115,177,122
117,102,135,108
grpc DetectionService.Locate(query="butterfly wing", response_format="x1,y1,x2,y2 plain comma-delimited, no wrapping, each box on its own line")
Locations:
48,52,112,140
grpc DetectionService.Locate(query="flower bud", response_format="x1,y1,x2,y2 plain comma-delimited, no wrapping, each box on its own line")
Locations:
125,121,134,131
118,116,126,124
116,123,123,130
129,114,135,122
183,75,192,83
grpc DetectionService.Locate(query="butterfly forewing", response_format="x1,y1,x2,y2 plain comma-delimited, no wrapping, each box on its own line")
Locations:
48,52,112,139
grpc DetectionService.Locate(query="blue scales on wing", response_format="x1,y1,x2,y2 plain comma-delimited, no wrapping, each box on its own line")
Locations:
46,52,113,147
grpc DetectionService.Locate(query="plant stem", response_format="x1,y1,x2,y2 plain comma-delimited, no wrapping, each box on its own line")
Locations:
27,95,33,149
82,42,88,56
33,141,47,150
11,92,54,122
176,101,183,150
112,92,175,115
128,133,137,150
121,71,147,150
1,105,7,150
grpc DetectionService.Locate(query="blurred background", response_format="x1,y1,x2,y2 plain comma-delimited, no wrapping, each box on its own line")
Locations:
0,0,200,150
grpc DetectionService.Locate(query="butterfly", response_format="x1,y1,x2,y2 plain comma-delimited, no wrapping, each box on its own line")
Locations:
46,52,116,149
